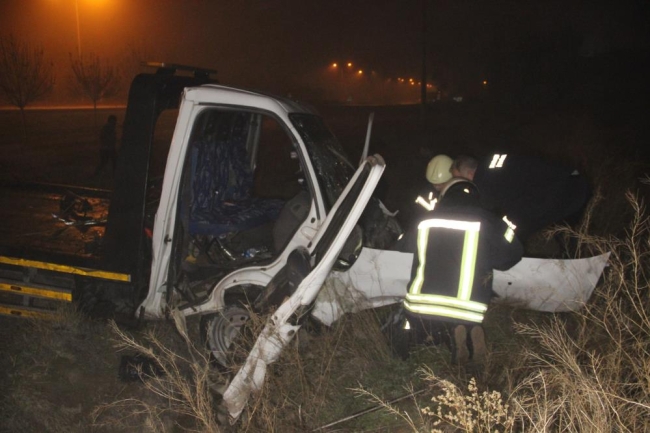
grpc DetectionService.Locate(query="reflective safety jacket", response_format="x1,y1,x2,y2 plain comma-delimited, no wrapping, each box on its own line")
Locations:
404,180,523,324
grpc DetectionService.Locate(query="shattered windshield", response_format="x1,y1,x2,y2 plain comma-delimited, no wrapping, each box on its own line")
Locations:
290,114,355,210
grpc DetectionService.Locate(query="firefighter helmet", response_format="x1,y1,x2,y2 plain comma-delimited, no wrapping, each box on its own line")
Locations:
426,154,453,184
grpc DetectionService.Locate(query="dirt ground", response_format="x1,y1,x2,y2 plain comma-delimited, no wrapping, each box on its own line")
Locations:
1,95,649,432
0,309,222,433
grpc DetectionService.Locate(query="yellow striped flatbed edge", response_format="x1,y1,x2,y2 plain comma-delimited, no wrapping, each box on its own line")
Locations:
0,281,72,302
0,256,131,282
0,304,53,319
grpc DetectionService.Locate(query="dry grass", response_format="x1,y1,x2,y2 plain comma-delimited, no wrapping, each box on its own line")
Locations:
92,312,224,433
235,308,416,432
371,189,650,433
5,191,650,433
503,191,650,432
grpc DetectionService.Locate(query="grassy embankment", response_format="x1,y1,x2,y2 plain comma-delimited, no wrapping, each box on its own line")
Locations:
1,102,649,431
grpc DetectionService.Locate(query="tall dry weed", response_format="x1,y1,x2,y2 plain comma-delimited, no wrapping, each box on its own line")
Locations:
359,188,650,432
93,315,223,432
238,309,412,431
507,190,650,432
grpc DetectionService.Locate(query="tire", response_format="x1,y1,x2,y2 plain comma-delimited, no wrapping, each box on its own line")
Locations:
200,303,252,370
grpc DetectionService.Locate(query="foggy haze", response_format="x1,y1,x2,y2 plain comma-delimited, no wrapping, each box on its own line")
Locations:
1,0,649,104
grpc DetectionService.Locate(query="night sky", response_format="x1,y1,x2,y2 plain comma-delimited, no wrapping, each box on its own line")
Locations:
1,0,649,100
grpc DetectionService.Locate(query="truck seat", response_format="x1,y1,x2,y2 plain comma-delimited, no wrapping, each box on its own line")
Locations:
188,122,284,238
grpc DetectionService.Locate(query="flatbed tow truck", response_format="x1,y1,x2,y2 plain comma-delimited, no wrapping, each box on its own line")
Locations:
0,64,221,319
0,63,406,419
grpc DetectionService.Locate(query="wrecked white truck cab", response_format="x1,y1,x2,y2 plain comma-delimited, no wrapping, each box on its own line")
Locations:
142,84,398,318
137,83,398,418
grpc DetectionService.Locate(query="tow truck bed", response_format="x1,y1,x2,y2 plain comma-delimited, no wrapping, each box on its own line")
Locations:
0,183,131,318
0,183,109,266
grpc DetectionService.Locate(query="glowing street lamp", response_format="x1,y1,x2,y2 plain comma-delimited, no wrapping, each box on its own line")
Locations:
332,62,338,68
347,62,352,68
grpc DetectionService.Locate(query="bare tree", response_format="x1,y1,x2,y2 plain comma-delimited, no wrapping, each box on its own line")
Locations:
69,53,120,128
0,35,55,138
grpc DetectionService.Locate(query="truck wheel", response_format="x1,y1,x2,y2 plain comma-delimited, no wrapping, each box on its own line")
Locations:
200,304,252,370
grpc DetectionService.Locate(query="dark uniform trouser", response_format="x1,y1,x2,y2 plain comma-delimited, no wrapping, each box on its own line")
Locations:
402,313,486,364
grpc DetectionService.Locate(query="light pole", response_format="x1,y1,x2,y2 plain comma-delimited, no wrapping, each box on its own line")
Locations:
421,0,427,106
75,0,81,58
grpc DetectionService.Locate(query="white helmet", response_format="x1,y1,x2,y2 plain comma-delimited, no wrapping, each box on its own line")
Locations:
426,154,453,185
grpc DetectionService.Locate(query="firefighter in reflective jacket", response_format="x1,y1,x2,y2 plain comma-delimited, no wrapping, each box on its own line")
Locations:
403,176,524,364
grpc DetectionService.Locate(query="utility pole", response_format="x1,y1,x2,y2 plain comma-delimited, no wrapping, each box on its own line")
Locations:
75,0,82,58
420,0,427,106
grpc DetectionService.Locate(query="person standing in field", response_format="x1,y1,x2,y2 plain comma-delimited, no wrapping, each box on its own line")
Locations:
94,115,118,176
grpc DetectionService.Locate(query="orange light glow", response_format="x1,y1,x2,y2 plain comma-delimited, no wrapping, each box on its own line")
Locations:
347,62,352,67
357,70,363,75
482,80,488,85
332,62,338,68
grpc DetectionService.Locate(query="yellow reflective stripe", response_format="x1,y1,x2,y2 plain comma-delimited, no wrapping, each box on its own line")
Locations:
404,300,484,323
418,219,481,232
0,256,131,282
489,154,507,169
409,227,430,295
0,305,51,319
0,282,72,302
502,215,517,230
405,293,487,312
458,228,479,300
409,219,481,300
415,196,436,211
502,215,517,243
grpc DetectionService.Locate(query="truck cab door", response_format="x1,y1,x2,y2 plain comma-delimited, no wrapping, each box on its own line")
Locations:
221,155,386,419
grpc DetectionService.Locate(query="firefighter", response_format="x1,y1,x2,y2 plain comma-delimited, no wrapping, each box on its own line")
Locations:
401,165,523,364
444,153,591,241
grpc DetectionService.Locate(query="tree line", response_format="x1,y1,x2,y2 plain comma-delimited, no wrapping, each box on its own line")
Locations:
0,34,141,137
